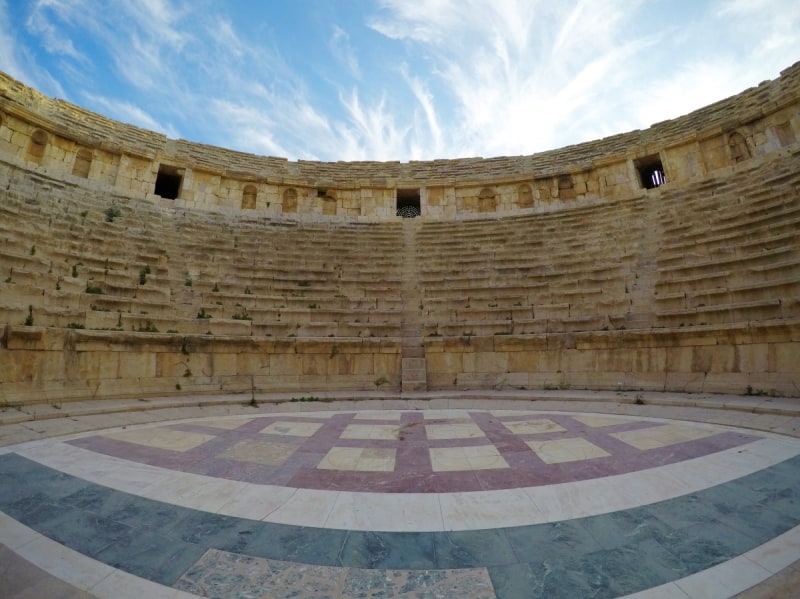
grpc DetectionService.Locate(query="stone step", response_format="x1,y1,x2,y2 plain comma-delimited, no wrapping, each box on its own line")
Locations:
401,357,427,393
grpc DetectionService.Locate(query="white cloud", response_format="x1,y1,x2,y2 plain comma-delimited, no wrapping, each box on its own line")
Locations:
7,1,800,162
83,93,179,138
25,5,84,61
330,25,360,78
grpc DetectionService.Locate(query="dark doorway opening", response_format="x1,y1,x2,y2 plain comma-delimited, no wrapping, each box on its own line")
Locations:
635,155,666,190
154,165,182,199
396,188,421,218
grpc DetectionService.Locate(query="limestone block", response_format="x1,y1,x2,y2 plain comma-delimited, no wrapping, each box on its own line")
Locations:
352,354,374,375
500,372,528,388
769,343,800,373
693,344,735,373
563,348,597,373
426,351,462,374
666,346,693,372
664,372,706,393
269,353,303,376
737,343,769,373
633,347,667,372
327,353,354,376
527,372,564,389
74,351,108,381
211,352,239,376
373,353,399,377
5,325,47,350
117,352,156,379
301,354,328,376
704,372,748,394
462,351,508,373
596,348,634,373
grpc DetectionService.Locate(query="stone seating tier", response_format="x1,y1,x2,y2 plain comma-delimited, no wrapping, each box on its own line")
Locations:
0,64,799,401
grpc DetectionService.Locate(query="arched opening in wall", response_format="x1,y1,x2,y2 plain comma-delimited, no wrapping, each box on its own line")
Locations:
72,149,93,178
318,189,337,216
557,176,576,200
728,132,751,163
478,187,497,212
634,155,666,189
283,188,298,213
242,185,257,210
517,183,533,208
396,188,421,218
26,129,48,163
774,122,796,147
154,165,182,199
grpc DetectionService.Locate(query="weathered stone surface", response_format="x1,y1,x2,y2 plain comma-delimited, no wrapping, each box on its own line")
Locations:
0,65,799,402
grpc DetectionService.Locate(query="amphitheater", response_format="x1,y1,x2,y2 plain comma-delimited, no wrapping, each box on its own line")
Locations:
0,59,799,598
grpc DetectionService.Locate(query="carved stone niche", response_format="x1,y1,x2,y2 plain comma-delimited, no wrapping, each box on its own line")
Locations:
517,183,534,208
478,187,497,212
557,175,576,200
26,129,48,163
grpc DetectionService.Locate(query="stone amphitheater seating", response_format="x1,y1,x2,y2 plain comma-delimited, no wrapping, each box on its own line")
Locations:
0,63,799,403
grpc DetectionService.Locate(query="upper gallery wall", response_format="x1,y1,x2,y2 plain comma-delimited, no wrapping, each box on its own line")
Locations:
0,61,799,220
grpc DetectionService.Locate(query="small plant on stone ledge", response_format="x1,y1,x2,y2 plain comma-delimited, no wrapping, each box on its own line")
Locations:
196,308,211,319
24,305,33,326
85,283,104,294
244,286,252,294
212,282,219,292
137,321,158,333
104,205,122,222
232,309,252,320
71,264,78,277
185,277,193,287
374,376,389,387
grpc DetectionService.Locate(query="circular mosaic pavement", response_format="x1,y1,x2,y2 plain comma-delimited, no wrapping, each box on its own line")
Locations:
1,408,799,598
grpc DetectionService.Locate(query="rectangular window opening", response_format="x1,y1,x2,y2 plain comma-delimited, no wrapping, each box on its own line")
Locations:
396,188,421,218
154,165,183,200
634,155,666,190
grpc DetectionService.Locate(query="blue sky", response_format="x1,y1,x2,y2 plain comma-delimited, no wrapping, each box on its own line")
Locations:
1,1,799,162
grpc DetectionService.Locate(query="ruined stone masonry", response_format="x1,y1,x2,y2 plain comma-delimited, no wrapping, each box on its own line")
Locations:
0,61,798,403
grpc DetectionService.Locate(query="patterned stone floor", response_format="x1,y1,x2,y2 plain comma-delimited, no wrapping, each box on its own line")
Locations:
1,401,799,598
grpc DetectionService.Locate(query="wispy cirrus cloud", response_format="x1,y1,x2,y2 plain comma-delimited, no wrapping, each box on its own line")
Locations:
82,92,179,138
4,1,799,162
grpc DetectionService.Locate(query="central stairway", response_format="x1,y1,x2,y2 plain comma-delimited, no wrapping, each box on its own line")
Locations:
400,218,427,392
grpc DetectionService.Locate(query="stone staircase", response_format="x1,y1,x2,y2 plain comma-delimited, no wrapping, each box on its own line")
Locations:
400,219,427,392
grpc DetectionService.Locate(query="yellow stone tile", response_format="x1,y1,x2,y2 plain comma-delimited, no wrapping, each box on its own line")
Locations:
425,423,485,440
430,447,471,472
260,421,323,437
463,445,510,470
571,415,640,428
340,424,401,440
611,423,718,450
220,438,297,465
318,447,396,471
502,419,565,435
527,438,610,464
430,445,508,472
103,427,215,452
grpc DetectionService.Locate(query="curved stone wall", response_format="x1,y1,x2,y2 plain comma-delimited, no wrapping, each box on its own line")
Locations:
1,63,799,220
0,64,798,402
